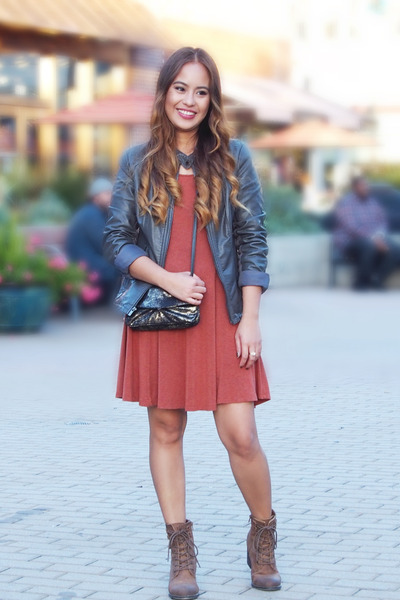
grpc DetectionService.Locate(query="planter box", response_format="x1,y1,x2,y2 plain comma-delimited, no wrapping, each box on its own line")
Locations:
267,232,400,288
267,233,330,287
0,286,52,332
20,224,68,253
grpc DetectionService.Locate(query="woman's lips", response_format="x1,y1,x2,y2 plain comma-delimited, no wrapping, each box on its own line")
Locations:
177,108,196,119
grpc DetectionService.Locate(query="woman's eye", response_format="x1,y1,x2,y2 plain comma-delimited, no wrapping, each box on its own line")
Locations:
197,90,208,96
174,86,185,92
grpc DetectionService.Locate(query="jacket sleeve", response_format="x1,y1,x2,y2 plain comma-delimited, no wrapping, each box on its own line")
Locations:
103,149,147,275
233,141,270,292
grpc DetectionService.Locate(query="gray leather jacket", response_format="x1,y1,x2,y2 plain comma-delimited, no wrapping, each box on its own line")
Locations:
103,138,269,324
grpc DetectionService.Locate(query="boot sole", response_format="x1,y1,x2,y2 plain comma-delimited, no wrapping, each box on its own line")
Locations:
168,592,200,600
251,582,282,591
168,595,199,600
248,552,282,591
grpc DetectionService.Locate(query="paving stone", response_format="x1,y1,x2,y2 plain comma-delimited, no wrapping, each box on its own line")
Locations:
1,290,399,598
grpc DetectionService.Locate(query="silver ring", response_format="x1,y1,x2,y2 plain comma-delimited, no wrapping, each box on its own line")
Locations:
250,352,257,357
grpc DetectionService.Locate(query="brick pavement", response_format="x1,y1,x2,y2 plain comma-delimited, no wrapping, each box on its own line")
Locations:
0,288,399,600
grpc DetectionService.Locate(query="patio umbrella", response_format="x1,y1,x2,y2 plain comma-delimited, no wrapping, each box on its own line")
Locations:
249,119,376,149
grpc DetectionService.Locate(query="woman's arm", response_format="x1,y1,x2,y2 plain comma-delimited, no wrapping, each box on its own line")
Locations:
129,256,206,305
233,141,270,291
235,285,262,369
104,149,206,305
103,149,147,272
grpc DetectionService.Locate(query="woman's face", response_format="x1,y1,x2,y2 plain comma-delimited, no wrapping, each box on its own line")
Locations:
164,62,211,136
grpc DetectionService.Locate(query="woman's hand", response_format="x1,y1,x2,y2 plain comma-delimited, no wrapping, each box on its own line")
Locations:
235,285,263,369
235,316,262,369
128,257,206,305
164,271,206,305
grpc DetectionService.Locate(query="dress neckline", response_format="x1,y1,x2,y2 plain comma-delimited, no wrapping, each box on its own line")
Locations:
176,150,195,170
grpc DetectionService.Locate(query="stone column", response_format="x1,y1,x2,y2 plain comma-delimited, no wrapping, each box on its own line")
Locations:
73,60,95,171
37,55,58,170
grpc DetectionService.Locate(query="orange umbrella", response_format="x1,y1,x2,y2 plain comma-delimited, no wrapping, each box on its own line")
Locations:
250,120,376,149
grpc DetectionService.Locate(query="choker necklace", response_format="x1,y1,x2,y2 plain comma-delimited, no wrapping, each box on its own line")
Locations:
176,150,195,170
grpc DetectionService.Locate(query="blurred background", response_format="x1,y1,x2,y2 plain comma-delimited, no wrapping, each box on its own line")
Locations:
1,0,400,330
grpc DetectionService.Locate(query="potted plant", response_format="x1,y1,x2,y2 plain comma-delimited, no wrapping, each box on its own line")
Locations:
0,212,100,332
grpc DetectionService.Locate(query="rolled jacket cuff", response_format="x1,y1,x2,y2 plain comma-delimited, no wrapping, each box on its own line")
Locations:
239,270,270,293
115,244,147,274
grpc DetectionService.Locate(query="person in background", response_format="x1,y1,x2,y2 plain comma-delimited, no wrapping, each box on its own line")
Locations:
333,175,400,290
66,178,119,303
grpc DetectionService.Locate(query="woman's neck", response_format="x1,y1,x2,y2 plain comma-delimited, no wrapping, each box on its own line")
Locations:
175,131,197,155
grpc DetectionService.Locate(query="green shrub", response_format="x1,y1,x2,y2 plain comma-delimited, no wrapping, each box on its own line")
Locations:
4,164,89,221
48,168,89,212
263,184,321,235
363,163,400,188
25,189,71,225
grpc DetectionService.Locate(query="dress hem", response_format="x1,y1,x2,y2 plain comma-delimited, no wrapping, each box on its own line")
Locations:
116,395,270,411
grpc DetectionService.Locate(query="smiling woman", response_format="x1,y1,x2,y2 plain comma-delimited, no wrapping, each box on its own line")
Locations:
164,62,210,134
103,47,281,599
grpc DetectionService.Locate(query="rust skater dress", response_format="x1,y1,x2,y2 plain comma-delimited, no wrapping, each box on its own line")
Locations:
116,174,270,411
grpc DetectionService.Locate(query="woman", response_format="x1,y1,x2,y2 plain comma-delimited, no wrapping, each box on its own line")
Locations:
104,47,281,599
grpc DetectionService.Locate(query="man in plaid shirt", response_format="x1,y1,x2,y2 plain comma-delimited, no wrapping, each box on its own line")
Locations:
333,176,400,289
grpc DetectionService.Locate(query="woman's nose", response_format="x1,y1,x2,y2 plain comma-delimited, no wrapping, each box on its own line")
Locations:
183,91,195,106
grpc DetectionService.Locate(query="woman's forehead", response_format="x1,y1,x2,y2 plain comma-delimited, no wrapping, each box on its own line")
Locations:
172,62,210,86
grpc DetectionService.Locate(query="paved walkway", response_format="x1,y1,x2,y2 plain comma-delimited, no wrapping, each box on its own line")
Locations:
0,288,399,600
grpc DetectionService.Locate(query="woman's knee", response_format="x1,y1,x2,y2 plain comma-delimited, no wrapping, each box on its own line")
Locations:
148,408,186,445
222,428,260,460
215,403,261,459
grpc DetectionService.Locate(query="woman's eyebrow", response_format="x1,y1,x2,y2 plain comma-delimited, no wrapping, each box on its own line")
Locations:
172,80,209,90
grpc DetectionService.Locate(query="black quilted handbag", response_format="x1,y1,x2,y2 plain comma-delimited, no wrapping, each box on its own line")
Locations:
125,216,199,331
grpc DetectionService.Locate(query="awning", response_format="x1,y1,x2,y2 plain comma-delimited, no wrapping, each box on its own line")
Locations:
0,0,170,48
222,75,361,129
37,91,154,125
249,120,377,149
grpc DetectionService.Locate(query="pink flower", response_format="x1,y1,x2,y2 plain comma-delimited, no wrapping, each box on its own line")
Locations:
6,264,13,272
81,284,102,304
48,256,68,270
64,283,73,292
78,260,88,270
0,275,3,284
28,234,43,246
89,271,99,282
23,272,33,282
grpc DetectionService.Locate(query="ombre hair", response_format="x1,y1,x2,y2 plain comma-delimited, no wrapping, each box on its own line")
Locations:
137,47,241,227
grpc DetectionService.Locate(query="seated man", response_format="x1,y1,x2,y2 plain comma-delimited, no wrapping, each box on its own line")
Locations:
66,178,119,303
333,176,400,290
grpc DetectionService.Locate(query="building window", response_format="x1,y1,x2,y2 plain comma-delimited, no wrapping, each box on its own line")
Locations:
297,22,307,39
369,0,386,14
0,53,38,97
0,117,16,152
58,125,72,168
57,56,74,109
326,21,337,38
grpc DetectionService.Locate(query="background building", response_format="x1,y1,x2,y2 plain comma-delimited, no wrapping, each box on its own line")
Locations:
0,0,169,172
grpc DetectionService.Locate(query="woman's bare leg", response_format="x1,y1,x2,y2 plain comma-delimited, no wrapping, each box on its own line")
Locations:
148,407,187,524
213,402,272,520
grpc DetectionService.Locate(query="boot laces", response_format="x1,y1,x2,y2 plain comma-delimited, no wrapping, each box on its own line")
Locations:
253,524,278,565
168,529,199,576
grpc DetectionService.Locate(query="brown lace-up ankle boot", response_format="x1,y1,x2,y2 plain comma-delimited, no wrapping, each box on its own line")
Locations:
247,511,281,591
166,519,199,600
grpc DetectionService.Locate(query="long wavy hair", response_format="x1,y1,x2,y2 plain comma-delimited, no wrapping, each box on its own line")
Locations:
137,47,241,227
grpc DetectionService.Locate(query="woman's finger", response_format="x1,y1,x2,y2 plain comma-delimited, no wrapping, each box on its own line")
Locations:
235,334,242,360
239,344,248,368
